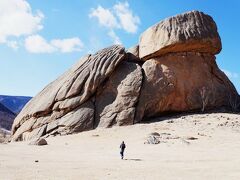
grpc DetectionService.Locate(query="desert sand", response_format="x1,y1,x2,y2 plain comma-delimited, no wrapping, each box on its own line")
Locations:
1,113,240,180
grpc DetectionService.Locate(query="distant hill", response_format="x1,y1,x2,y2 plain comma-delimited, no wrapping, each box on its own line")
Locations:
0,102,16,131
0,95,32,114
0,102,15,115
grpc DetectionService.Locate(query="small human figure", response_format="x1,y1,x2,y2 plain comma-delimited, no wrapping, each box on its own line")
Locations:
120,141,126,159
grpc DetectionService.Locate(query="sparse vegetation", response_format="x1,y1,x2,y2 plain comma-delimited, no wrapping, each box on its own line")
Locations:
199,86,209,112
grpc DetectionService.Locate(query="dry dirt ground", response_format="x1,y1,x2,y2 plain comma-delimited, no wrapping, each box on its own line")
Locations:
0,113,240,180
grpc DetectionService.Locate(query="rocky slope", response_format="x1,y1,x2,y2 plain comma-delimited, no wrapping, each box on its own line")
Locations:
11,10,240,141
0,95,31,114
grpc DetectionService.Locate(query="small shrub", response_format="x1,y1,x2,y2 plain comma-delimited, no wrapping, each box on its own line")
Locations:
199,86,209,112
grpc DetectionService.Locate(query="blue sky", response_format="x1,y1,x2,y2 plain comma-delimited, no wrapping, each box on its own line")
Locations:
0,0,239,96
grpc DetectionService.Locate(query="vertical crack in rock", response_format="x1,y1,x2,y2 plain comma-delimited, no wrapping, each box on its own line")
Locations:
135,58,176,123
95,61,143,128
133,67,144,124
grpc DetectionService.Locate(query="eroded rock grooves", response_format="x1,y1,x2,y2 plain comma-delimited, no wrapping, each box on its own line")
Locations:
139,11,222,60
12,45,127,141
12,10,239,141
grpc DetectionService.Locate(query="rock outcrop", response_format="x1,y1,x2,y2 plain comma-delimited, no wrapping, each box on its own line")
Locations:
134,10,237,122
11,45,142,141
29,138,48,146
135,52,237,122
95,62,142,127
139,11,222,60
11,10,239,141
127,45,140,63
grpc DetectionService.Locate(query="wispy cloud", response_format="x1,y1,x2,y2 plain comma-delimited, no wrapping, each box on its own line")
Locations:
113,1,140,34
222,69,239,79
0,0,43,45
89,1,140,44
25,35,84,53
51,38,84,53
0,0,84,53
89,6,119,29
25,35,55,53
108,30,122,44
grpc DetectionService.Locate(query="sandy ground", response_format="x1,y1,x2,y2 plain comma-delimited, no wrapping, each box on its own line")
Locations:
1,113,240,180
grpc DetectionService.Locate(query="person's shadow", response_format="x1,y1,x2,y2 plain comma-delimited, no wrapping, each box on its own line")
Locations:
124,158,142,161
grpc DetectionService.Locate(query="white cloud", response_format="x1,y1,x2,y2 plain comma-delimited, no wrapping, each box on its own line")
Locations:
89,1,140,44
0,0,43,44
222,69,239,79
108,30,122,45
25,35,55,53
89,5,119,29
51,38,84,53
113,1,140,33
25,35,84,53
0,0,84,53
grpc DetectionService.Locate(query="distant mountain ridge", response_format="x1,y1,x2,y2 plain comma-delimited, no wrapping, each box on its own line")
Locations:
0,102,15,115
0,102,16,130
0,95,32,114
0,95,31,131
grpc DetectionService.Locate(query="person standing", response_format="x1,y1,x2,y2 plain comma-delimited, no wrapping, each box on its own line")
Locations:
120,141,126,159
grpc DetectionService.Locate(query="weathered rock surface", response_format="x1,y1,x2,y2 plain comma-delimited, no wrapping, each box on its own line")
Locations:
135,52,238,122
128,45,139,57
11,11,240,141
95,61,142,127
127,45,141,62
11,45,126,141
139,10,222,60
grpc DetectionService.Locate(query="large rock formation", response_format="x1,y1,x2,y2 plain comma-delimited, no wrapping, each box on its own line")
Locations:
11,45,142,141
134,10,237,122
135,52,237,122
11,10,239,141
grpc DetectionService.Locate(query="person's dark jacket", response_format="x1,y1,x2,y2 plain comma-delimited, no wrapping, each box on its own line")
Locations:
120,143,126,152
